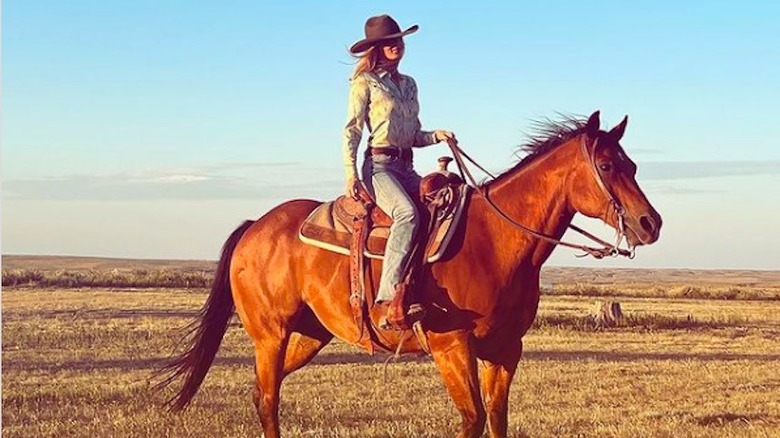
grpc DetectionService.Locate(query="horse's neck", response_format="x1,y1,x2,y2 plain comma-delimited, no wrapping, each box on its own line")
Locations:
480,140,577,269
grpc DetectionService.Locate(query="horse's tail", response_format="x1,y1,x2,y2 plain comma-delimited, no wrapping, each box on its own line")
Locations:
156,219,255,411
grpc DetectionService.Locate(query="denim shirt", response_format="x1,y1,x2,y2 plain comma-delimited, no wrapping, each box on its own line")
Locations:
342,70,437,179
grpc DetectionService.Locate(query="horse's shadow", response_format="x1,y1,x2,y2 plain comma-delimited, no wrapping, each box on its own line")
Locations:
6,350,778,374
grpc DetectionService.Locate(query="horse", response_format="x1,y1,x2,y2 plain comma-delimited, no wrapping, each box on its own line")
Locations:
157,111,662,438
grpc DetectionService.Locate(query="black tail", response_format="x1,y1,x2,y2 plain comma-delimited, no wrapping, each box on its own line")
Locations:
155,220,254,411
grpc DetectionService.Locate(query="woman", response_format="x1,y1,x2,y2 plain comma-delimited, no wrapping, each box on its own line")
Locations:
343,14,457,329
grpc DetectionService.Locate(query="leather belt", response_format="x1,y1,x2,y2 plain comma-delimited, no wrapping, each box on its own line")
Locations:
366,146,412,160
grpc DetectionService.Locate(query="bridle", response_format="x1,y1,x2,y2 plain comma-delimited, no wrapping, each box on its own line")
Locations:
577,134,635,257
445,136,636,259
447,136,634,259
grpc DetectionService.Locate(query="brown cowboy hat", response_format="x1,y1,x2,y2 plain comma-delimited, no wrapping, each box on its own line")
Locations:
350,14,418,54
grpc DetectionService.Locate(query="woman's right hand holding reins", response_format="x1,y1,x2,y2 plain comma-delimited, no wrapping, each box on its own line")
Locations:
434,130,457,145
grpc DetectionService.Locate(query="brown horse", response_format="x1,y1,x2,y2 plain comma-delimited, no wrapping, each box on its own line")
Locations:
158,111,662,438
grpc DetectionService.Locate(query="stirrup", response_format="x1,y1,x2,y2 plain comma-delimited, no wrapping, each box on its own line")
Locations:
379,302,426,331
406,303,426,324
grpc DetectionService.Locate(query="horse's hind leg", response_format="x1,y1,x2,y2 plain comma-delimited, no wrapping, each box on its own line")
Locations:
283,306,333,376
230,198,326,436
233,265,303,437
251,333,291,438
249,310,331,437
246,308,306,438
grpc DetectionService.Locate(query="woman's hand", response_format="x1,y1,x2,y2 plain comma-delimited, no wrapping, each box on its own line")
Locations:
434,130,457,145
346,176,360,200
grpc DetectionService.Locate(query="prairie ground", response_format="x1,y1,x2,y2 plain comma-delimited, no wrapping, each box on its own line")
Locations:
3,281,780,437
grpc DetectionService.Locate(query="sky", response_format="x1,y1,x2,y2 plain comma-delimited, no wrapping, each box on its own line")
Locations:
2,1,779,269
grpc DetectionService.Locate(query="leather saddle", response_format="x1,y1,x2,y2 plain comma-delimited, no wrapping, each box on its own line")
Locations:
298,156,468,346
299,157,468,263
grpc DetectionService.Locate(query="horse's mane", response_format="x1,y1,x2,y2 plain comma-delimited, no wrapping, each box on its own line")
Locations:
487,114,587,185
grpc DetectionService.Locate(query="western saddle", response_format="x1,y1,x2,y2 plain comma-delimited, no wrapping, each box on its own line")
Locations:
299,157,468,349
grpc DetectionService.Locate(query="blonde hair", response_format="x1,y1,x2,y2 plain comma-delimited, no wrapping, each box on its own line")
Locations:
351,46,379,79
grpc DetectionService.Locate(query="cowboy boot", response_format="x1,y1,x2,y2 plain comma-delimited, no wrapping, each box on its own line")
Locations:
372,301,393,330
383,282,426,330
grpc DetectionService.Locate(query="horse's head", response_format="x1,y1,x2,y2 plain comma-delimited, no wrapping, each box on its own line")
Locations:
568,111,662,248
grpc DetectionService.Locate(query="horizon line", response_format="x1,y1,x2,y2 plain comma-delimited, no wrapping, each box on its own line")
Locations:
2,253,778,273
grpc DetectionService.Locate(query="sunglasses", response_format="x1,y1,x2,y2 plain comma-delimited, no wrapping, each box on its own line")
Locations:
380,38,404,48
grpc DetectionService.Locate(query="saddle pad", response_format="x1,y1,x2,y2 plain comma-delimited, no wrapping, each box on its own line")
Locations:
299,185,470,263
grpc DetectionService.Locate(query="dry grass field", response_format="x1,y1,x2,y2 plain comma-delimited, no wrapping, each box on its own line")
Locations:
3,256,780,437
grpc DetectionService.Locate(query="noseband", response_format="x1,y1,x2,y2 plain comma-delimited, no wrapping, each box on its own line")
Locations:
446,137,635,259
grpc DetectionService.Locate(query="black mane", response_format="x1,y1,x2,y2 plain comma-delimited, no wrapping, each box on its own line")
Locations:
488,114,588,185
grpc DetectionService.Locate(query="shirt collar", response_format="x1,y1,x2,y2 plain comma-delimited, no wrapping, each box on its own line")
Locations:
376,68,392,79
375,69,403,86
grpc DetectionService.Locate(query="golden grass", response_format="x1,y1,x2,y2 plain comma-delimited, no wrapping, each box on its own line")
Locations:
6,256,776,289
2,268,213,288
3,287,780,437
547,283,780,301
4,255,780,301
1,255,215,272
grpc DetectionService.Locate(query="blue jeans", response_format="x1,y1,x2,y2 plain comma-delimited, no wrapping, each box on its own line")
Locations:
362,153,422,302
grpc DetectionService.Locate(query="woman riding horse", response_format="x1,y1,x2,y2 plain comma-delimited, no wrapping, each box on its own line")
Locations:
344,14,457,329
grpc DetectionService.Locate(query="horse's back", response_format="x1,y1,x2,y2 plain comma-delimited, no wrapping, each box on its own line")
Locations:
237,197,319,242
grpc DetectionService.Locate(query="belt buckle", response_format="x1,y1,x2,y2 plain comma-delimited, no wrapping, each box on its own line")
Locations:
379,146,400,158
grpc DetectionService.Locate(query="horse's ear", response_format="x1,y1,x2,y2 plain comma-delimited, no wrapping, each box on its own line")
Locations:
609,115,628,141
585,111,600,137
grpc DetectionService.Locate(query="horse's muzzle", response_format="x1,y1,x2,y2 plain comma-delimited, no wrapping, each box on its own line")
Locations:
625,211,662,246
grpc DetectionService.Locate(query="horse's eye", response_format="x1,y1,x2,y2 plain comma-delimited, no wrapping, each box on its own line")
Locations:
599,163,612,172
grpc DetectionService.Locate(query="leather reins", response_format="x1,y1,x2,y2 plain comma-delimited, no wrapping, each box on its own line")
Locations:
445,137,635,259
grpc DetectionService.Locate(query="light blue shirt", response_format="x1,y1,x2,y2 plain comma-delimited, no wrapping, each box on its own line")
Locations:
343,70,437,179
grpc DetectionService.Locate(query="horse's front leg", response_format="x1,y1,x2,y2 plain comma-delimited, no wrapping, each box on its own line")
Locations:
478,339,523,438
429,330,486,438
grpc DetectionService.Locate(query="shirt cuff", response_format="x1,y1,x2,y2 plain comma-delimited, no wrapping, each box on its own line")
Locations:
415,130,438,147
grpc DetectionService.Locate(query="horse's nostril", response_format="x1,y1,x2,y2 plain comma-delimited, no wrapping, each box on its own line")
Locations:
640,215,655,234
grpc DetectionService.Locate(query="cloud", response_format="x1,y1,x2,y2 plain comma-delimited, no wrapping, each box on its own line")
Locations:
201,162,300,171
6,159,777,202
129,174,212,184
648,185,723,195
3,165,343,201
639,160,780,181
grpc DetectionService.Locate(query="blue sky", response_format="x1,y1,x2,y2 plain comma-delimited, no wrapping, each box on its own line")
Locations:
3,1,779,269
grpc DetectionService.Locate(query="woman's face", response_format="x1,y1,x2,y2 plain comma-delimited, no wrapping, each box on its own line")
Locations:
380,38,404,61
